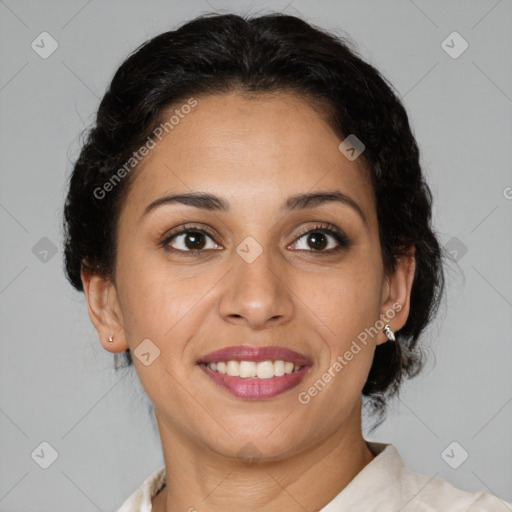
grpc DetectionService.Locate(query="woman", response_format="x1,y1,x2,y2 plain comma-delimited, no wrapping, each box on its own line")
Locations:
62,12,510,512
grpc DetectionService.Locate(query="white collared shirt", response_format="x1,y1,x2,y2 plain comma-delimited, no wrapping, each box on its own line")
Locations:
116,441,511,511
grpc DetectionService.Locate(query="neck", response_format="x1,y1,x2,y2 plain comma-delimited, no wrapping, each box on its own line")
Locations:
151,408,375,512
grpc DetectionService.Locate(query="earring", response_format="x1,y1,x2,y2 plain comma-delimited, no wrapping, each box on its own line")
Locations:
383,324,395,342
108,334,114,343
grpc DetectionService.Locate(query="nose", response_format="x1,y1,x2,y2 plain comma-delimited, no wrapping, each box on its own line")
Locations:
217,246,295,330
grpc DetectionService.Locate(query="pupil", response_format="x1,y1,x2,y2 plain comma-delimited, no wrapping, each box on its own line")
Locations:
308,233,327,250
185,232,205,250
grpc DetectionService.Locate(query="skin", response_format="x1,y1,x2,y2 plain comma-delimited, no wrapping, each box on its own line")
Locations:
81,91,415,512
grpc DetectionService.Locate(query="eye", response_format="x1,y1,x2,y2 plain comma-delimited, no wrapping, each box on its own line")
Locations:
161,224,221,254
289,223,350,253
160,222,350,256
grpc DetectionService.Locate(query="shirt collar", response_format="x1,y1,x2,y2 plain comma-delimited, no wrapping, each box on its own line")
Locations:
319,441,403,511
117,441,402,511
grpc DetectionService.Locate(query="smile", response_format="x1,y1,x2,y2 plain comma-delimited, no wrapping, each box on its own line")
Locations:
204,360,302,378
199,364,309,399
197,345,311,399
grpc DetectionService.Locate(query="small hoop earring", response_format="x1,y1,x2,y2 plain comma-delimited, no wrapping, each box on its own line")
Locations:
108,334,114,343
383,324,395,342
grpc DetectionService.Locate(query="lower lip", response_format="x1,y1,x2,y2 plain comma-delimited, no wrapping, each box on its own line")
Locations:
199,364,309,400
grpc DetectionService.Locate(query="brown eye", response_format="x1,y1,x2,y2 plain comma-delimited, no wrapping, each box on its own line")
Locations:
304,232,328,250
181,232,207,250
290,224,350,253
162,226,221,253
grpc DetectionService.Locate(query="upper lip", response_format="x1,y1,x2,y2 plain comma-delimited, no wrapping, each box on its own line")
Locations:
197,345,311,366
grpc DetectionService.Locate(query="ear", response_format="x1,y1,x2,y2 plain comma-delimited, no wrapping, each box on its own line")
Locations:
376,245,416,346
81,267,129,354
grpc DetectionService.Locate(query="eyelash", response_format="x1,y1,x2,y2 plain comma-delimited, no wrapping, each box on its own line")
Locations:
160,223,350,256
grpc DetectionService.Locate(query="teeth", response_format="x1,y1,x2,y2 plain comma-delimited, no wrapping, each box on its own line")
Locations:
239,361,256,378
256,361,274,379
206,360,303,378
226,360,240,377
274,360,285,377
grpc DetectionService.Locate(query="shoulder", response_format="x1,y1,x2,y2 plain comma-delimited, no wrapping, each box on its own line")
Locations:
397,463,511,511
348,442,512,512
115,465,167,512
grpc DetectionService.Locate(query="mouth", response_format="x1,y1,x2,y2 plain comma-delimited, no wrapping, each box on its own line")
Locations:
197,345,311,400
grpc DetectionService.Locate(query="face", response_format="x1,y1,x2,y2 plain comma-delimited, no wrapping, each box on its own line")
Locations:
83,91,415,461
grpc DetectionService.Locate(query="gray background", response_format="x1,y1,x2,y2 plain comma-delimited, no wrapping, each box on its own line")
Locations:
1,0,511,510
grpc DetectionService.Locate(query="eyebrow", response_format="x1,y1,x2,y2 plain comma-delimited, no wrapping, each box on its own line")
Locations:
141,190,369,229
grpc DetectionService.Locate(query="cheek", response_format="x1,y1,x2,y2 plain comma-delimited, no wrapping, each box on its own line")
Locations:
116,253,220,362
291,257,382,387
297,275,379,407
114,251,180,341
294,258,382,331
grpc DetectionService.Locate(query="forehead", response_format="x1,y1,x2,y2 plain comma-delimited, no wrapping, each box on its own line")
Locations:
122,91,375,227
